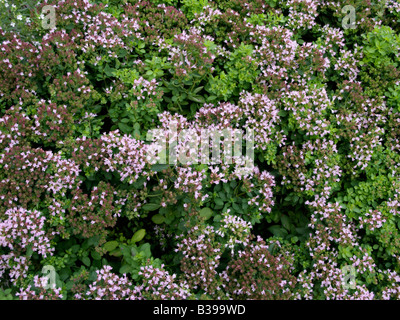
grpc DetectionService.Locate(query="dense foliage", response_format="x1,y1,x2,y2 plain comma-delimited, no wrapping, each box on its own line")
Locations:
1,0,400,300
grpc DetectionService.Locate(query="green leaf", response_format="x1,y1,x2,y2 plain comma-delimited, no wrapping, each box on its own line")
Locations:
295,227,310,236
82,256,91,267
281,215,291,230
87,236,100,247
110,248,122,257
103,241,119,252
133,122,141,131
199,207,213,220
120,264,131,274
70,244,80,253
118,122,132,133
91,251,101,260
131,229,146,243
188,95,205,104
117,49,127,58
268,225,288,237
206,95,217,102
278,110,288,117
193,86,204,94
104,64,115,77
26,245,34,258
152,214,165,224
139,243,151,258
142,203,161,211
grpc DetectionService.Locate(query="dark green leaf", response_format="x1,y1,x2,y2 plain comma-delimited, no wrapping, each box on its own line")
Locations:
142,203,161,211
118,122,132,133
268,225,288,237
82,256,91,267
120,264,131,274
91,251,101,260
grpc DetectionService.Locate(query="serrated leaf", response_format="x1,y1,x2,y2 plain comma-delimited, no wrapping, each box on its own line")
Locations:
71,244,80,253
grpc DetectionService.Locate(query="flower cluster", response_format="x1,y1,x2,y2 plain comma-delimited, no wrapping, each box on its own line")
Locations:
15,275,63,300
79,265,141,300
215,212,252,255
165,29,215,80
359,209,387,231
0,207,54,256
68,181,119,249
175,225,223,297
220,236,297,300
100,131,154,184
285,0,318,31
0,207,54,286
138,264,192,300
30,101,74,145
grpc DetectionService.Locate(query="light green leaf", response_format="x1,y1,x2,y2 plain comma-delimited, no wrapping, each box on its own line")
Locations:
103,241,119,252
188,95,205,104
152,214,165,224
131,229,146,243
199,207,213,220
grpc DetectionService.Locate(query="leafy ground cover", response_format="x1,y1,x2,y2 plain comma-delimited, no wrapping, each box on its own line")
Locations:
1,0,400,300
